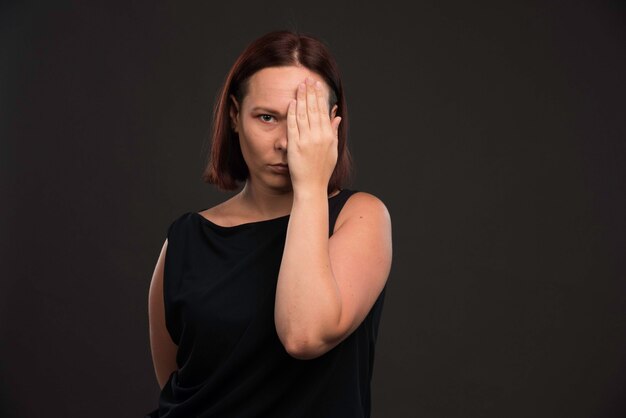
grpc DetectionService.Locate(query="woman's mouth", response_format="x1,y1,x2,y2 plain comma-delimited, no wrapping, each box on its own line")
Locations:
269,164,289,174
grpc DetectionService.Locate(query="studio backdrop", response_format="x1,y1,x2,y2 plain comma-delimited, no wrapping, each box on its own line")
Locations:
1,1,625,417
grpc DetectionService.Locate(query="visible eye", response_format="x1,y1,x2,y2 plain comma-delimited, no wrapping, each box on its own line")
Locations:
258,114,275,123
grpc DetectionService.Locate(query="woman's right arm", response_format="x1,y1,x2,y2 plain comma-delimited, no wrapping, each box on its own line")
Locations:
148,239,179,389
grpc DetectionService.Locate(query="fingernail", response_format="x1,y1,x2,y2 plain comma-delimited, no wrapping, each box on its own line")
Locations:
315,80,322,89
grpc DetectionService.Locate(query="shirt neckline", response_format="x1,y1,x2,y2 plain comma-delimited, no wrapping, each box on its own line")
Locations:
195,189,345,230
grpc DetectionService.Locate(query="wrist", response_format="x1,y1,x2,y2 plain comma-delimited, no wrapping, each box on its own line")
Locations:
292,185,329,202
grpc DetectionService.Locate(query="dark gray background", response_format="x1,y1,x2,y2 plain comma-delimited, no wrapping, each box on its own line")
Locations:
1,1,625,417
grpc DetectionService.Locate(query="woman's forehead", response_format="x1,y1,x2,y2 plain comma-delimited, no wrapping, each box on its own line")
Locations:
245,66,329,106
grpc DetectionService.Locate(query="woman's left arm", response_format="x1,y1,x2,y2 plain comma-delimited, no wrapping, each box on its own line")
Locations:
275,188,392,360
275,77,393,360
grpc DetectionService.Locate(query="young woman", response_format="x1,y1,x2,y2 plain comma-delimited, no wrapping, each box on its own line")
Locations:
147,30,393,418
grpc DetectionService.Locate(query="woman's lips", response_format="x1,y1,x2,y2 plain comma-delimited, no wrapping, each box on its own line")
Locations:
270,164,289,174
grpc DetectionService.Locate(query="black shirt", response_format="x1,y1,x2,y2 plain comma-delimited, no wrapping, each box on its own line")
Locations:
146,189,387,417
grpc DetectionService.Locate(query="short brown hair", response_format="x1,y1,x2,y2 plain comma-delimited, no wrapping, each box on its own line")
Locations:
201,30,353,193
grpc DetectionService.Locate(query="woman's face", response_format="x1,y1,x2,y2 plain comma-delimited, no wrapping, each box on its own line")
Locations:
229,65,338,191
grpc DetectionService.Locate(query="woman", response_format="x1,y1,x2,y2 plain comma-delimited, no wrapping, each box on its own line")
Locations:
147,30,393,417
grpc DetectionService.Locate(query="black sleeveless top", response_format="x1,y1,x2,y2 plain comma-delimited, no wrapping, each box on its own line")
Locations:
146,189,387,418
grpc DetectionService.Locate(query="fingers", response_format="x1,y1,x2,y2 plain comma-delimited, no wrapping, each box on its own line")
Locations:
287,99,298,142
315,80,331,131
296,81,309,136
296,77,335,140
306,78,320,130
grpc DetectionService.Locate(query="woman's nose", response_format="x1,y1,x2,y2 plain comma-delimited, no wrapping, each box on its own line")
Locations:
275,127,288,150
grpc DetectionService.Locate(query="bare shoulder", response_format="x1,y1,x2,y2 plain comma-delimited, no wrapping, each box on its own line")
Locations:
334,191,391,233
198,203,224,218
198,196,238,226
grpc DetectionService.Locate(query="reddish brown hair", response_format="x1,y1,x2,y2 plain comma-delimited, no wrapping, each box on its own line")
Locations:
201,30,353,193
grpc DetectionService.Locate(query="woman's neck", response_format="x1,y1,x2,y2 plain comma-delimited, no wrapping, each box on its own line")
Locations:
236,181,339,219
236,181,295,219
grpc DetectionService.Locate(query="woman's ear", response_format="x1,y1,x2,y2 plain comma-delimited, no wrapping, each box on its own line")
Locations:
229,94,240,133
330,104,338,119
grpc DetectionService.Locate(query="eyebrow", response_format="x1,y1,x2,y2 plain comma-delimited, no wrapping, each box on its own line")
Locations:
250,106,285,115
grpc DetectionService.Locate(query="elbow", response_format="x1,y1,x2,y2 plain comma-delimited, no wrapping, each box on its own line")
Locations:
275,313,342,360
281,332,335,360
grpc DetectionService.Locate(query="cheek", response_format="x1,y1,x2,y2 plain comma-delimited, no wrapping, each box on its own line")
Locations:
238,126,267,156
242,121,278,144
